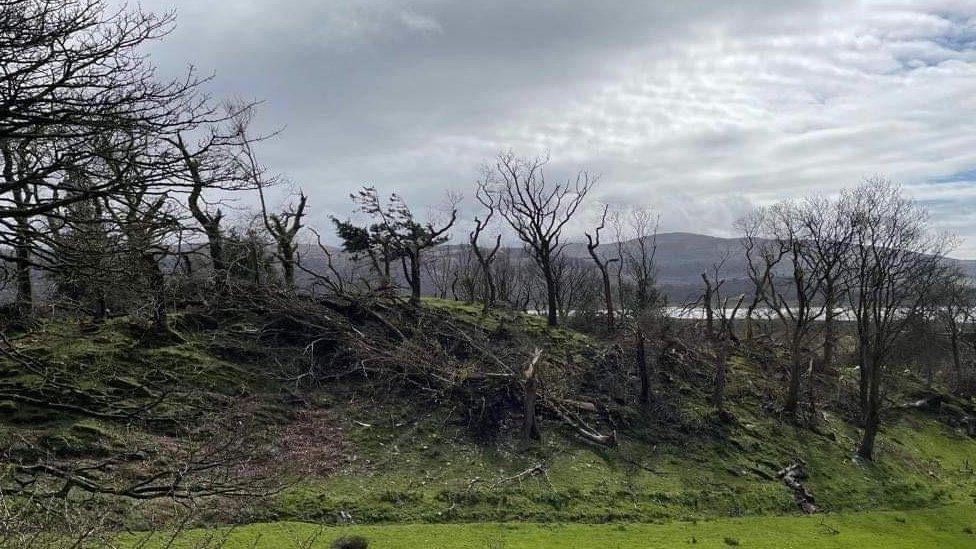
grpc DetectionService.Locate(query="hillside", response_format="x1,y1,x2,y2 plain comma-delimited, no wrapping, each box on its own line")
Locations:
3,295,976,547
297,232,976,304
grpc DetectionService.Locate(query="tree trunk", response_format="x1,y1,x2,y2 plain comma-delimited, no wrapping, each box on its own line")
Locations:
858,356,882,460
146,255,168,334
280,244,295,289
744,294,762,341
635,327,651,409
409,253,422,306
523,349,542,442
858,343,869,419
713,341,728,414
13,229,32,318
587,241,615,331
204,223,225,290
858,400,880,460
93,294,107,322
472,241,497,313
823,285,836,371
600,266,614,331
807,359,818,427
950,329,962,388
702,273,714,340
784,338,802,418
483,267,496,313
12,187,32,318
544,266,558,327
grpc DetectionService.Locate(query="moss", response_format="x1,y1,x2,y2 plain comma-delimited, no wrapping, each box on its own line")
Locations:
0,400,17,415
7,303,976,536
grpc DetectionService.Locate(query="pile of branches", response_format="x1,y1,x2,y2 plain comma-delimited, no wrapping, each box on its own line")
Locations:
0,339,179,427
0,318,283,531
1,401,281,506
213,286,617,444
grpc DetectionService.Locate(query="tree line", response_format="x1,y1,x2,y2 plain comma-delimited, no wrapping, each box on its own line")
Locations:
1,0,973,468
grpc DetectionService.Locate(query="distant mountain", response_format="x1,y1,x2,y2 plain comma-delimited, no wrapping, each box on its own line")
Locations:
561,232,753,303
567,231,976,303
297,232,976,305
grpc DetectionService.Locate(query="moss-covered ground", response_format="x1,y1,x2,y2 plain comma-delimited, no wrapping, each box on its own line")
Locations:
4,301,976,547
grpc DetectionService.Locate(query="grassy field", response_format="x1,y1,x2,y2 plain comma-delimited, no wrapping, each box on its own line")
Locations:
123,504,976,548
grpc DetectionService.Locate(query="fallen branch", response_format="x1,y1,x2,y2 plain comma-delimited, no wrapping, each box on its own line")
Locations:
777,460,817,514
553,397,599,413
488,463,548,489
545,398,616,446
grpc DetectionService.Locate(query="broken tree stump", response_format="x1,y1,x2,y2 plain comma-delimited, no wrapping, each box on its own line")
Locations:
522,347,543,442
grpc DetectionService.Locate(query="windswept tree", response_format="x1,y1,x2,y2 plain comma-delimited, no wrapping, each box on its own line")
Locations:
335,187,457,306
586,204,618,331
0,0,214,315
841,178,952,460
471,181,503,312
225,103,307,290
170,114,255,291
261,191,307,290
487,151,596,326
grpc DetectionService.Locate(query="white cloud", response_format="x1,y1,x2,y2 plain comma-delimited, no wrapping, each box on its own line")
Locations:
136,0,976,256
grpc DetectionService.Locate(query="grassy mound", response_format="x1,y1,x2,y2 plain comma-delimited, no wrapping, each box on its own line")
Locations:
2,298,976,537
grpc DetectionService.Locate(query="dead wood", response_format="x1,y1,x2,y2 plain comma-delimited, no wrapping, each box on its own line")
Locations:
777,460,818,514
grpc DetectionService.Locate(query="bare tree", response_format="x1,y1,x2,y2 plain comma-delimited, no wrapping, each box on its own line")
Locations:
736,208,780,341
225,104,308,290
173,132,232,290
0,0,215,314
585,204,619,331
841,178,952,460
798,195,856,375
624,207,662,409
492,248,534,311
487,151,595,326
931,269,974,390
694,255,743,418
471,181,502,312
551,255,600,324
425,248,461,300
761,201,827,420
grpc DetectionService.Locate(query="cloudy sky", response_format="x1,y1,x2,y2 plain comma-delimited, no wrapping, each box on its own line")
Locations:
138,0,976,256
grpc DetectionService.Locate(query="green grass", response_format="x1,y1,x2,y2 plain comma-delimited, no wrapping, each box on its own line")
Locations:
271,409,976,525
6,303,976,541
422,297,595,361
122,503,976,548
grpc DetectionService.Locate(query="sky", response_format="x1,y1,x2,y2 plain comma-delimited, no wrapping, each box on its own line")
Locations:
136,0,976,257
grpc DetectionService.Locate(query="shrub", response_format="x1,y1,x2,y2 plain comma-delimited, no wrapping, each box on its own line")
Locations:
331,535,369,549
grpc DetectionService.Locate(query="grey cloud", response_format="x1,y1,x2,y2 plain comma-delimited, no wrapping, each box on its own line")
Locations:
133,0,976,256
